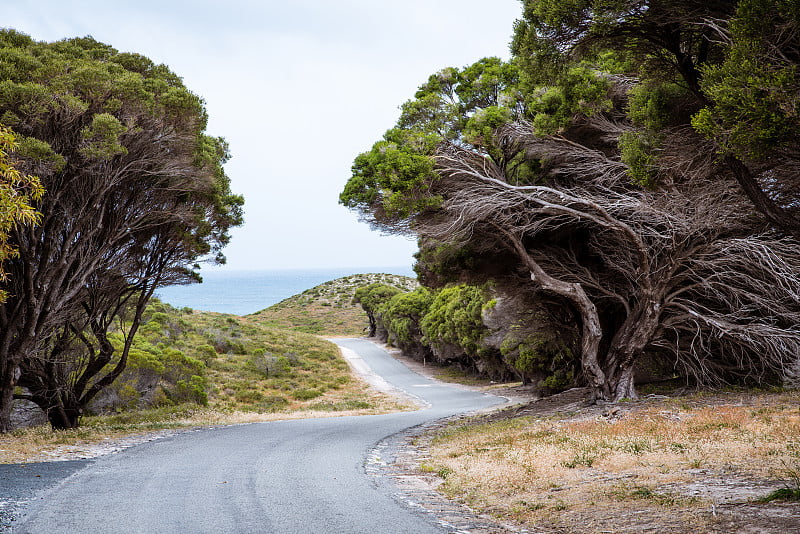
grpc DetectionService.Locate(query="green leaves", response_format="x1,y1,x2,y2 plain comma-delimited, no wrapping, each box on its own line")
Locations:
420,284,490,357
342,57,525,230
0,125,43,302
692,0,800,159
80,112,128,160
381,287,432,345
618,131,659,187
352,283,403,312
526,65,612,135
341,128,441,227
398,57,521,149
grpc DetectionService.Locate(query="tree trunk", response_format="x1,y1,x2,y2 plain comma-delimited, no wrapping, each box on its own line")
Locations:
0,351,23,433
46,404,82,430
499,229,610,401
24,390,82,430
0,374,15,433
611,363,637,400
604,299,664,401
725,155,800,239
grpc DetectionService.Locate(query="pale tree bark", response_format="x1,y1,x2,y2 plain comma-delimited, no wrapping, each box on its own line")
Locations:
498,226,610,400
418,117,800,402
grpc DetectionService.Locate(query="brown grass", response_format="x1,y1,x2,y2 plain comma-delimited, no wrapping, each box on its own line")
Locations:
425,389,800,533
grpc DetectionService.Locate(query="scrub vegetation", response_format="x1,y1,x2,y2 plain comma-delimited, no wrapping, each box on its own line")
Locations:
1,285,416,463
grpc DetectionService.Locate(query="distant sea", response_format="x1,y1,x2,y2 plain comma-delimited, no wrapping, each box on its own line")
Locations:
154,266,416,316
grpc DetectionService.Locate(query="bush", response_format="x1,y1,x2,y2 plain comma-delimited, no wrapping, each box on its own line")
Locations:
174,375,208,406
420,284,490,357
195,344,217,363
250,352,294,377
292,389,323,400
382,287,432,346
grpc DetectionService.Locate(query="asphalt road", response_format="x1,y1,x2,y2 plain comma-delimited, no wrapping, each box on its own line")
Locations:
8,339,505,533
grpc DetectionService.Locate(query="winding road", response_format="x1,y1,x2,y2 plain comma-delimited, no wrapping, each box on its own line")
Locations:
9,339,505,533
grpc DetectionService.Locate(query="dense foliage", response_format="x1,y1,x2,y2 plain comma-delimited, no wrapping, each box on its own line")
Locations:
343,0,800,400
355,283,581,389
0,30,243,430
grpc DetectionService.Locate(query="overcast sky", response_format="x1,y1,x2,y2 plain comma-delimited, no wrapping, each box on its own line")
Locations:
4,0,522,271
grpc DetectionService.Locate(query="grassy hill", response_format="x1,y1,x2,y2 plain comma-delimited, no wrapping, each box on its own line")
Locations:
94,272,417,417
249,273,418,336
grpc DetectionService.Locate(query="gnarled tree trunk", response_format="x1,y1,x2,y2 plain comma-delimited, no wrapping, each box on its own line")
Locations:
503,230,611,401
604,298,665,401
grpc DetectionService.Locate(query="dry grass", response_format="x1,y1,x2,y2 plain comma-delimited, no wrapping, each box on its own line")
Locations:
425,389,800,533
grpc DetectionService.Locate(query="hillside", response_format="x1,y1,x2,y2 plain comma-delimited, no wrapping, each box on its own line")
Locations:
93,274,419,417
249,273,418,336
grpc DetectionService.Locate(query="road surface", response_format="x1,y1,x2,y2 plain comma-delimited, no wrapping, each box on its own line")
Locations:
10,339,505,533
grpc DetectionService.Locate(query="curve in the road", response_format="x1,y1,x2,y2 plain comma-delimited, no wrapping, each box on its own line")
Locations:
14,338,505,534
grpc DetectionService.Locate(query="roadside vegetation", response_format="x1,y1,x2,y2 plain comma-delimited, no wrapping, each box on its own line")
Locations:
420,388,800,533
340,0,800,404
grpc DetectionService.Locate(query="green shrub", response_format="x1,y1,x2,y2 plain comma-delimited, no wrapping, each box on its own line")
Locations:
250,352,293,377
292,389,323,400
501,332,578,392
381,287,432,345
619,131,659,187
420,284,490,357
174,375,208,406
195,344,217,363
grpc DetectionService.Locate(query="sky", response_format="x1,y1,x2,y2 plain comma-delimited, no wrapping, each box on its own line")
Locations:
4,0,522,271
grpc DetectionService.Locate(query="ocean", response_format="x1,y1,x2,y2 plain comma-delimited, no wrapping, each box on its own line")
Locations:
154,266,416,316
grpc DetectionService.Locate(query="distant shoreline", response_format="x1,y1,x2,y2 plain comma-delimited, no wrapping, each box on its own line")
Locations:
155,266,416,315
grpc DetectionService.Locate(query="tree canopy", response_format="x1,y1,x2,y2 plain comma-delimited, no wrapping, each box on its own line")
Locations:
0,30,243,430
342,0,800,401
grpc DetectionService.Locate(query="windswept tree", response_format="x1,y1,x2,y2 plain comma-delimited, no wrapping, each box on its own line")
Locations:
0,31,243,430
428,124,800,400
342,46,800,399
